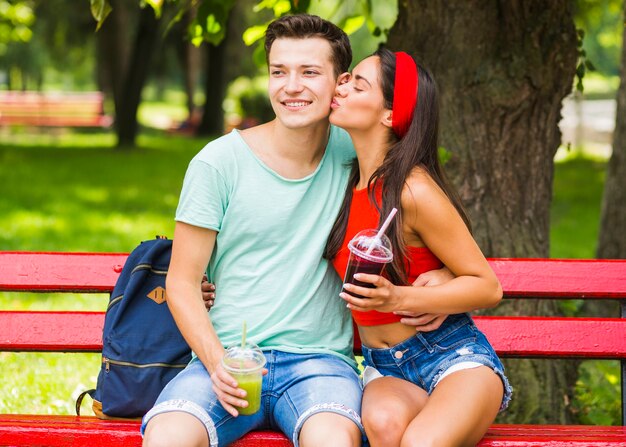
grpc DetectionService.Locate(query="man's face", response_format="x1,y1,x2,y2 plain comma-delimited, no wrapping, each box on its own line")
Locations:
268,38,338,130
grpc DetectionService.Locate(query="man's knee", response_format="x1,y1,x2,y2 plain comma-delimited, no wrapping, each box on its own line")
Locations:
143,412,210,447
298,411,362,447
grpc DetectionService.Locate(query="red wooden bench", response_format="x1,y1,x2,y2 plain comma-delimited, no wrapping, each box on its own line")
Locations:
0,91,112,128
1,252,625,446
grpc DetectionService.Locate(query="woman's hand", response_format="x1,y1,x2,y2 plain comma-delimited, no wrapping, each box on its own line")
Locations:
201,274,216,310
339,274,403,313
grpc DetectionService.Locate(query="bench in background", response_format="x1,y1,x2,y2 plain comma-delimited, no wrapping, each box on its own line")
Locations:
0,91,112,128
0,252,625,446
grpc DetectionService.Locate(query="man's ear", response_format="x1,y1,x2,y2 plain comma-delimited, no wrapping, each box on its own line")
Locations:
381,109,393,128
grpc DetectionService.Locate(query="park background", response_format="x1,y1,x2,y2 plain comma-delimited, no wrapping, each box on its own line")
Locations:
0,0,624,427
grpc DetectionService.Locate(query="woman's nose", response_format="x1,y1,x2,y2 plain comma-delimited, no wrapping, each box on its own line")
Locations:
335,83,348,97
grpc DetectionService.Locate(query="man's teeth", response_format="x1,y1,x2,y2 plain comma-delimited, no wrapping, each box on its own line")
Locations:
286,101,309,107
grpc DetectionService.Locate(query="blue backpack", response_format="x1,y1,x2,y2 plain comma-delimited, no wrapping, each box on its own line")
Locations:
76,236,192,419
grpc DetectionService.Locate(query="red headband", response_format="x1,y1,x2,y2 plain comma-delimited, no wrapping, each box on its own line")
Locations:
392,52,418,138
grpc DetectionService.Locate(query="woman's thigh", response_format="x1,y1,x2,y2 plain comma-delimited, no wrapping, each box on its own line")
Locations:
403,366,503,447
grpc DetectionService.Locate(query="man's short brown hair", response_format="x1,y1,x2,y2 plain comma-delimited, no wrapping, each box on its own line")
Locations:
265,14,352,78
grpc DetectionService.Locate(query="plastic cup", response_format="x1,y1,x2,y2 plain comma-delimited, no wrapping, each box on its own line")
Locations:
342,229,393,298
221,343,266,415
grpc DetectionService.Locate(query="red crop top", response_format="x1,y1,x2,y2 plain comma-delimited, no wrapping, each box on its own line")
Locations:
332,186,443,326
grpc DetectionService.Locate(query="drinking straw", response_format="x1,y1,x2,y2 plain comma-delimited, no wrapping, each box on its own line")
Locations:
241,320,247,349
365,208,398,256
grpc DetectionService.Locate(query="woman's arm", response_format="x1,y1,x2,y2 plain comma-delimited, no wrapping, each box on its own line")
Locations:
340,171,502,315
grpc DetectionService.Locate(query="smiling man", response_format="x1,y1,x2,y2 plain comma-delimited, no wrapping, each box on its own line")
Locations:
141,14,365,447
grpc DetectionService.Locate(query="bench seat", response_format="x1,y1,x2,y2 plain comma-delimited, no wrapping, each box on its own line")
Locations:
1,252,625,446
1,416,625,447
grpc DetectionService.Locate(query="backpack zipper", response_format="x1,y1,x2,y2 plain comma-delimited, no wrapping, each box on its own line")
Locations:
103,357,188,372
131,264,168,275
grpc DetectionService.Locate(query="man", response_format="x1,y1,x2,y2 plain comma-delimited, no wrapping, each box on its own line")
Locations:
142,14,448,447
143,14,363,447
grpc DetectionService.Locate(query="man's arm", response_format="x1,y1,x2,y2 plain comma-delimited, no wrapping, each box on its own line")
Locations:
166,221,248,416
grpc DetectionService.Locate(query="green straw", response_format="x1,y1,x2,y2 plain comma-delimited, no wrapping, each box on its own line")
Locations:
241,320,247,348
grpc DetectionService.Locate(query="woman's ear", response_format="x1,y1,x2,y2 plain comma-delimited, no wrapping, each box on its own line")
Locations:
381,109,393,128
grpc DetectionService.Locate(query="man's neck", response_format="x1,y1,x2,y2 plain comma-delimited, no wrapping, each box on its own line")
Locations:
241,120,331,179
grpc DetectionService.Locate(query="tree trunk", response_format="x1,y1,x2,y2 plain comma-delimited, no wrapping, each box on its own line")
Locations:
387,1,579,423
597,1,626,260
116,5,161,148
96,0,130,120
196,40,227,135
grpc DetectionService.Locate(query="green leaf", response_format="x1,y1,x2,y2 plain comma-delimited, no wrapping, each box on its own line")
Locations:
438,146,451,165
243,24,268,46
341,15,365,35
273,0,291,16
90,0,112,31
585,60,596,71
192,0,236,46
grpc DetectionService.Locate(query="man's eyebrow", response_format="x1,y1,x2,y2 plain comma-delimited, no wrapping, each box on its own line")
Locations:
269,63,324,69
354,74,372,87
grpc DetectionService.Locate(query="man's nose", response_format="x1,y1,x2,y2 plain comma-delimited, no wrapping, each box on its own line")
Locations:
284,74,304,93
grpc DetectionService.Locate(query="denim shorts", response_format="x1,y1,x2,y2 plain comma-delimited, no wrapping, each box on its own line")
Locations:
141,350,365,447
360,313,512,411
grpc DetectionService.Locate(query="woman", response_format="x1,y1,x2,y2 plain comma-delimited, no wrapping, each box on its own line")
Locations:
324,48,512,447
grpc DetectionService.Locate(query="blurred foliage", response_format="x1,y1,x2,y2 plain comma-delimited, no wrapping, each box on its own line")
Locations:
572,360,621,425
225,75,274,124
550,154,606,259
0,0,34,48
574,0,623,78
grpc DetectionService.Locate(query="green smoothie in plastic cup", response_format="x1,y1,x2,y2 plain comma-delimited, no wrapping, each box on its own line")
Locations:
222,342,266,415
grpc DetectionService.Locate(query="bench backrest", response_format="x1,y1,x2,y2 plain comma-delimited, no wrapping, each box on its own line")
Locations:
1,253,625,357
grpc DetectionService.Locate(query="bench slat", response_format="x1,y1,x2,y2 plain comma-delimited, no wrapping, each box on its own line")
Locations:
0,311,103,351
2,253,624,298
2,311,625,358
0,252,128,292
0,415,291,447
489,258,626,298
1,416,624,447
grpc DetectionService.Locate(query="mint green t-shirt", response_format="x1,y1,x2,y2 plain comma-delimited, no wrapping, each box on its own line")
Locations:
175,126,356,367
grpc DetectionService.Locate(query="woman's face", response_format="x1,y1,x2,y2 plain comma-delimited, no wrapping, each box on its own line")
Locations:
329,56,390,133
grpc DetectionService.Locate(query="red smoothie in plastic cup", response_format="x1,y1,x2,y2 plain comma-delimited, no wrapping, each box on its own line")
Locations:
343,229,393,298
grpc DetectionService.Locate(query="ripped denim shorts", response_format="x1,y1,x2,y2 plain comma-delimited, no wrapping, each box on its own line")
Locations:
360,313,512,411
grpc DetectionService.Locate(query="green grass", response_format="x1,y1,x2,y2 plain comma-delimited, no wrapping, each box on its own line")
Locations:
0,130,619,423
0,129,213,415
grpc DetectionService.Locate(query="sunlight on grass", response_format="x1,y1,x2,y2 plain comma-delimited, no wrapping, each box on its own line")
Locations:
0,352,100,415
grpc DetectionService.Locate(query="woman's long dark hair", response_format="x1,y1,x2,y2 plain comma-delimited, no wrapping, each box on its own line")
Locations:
323,48,471,286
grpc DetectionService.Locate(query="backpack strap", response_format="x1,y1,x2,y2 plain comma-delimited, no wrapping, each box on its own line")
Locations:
75,389,96,416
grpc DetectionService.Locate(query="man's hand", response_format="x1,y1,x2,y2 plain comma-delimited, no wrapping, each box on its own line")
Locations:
201,274,216,310
210,362,249,417
211,362,268,417
394,267,455,332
